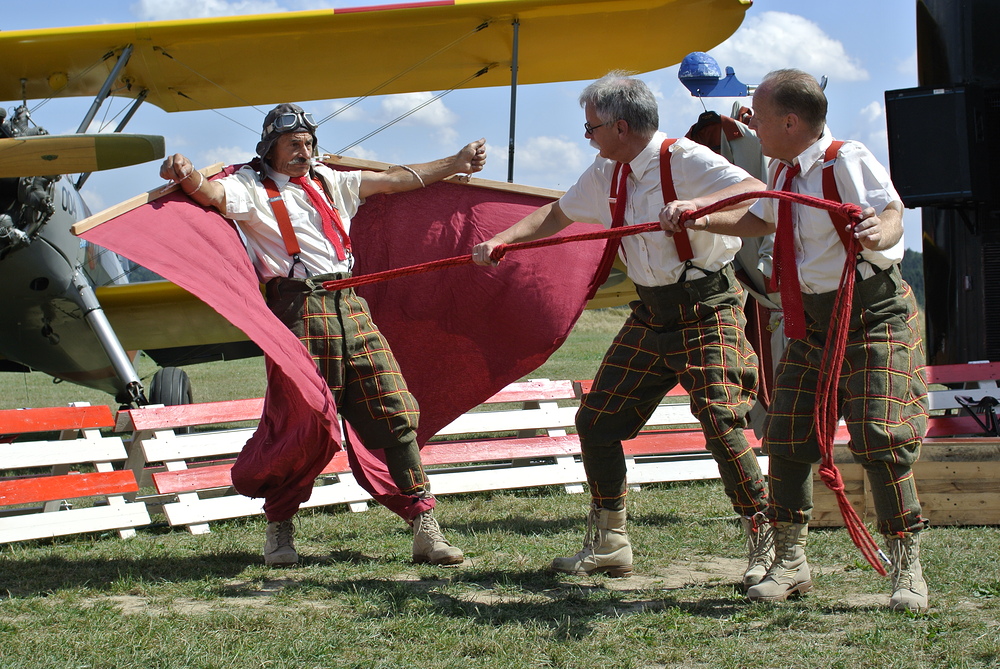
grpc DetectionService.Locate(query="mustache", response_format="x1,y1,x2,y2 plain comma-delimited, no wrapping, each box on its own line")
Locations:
289,157,309,165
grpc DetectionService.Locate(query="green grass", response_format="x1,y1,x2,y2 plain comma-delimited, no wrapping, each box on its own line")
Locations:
2,307,999,668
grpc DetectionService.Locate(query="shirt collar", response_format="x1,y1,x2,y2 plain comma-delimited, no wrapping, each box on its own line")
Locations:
263,162,290,187
783,125,834,175
627,131,666,179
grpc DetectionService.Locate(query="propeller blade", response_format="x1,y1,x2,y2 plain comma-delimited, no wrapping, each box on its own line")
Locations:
0,133,165,178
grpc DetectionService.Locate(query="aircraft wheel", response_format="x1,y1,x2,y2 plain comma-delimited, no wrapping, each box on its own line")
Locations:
149,366,194,406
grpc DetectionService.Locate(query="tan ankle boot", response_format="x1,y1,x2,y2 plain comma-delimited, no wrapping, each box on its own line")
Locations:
886,531,929,612
746,522,811,601
264,519,298,567
550,504,633,577
740,512,775,589
412,510,464,565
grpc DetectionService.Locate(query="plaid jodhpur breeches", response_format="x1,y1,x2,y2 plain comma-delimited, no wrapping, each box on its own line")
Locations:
764,264,929,534
265,274,429,496
576,263,768,515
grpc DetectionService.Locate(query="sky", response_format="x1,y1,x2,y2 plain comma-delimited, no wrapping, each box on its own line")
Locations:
1,0,924,248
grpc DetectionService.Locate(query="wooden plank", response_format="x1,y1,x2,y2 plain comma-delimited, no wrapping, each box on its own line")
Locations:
137,429,255,463
72,163,225,235
0,405,114,435
0,504,151,544
0,438,126,469
0,471,138,505
925,361,1000,385
116,398,264,432
921,494,1000,525
480,380,577,404
153,450,352,494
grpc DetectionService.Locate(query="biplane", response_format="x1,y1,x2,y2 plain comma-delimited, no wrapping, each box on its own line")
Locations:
0,0,752,406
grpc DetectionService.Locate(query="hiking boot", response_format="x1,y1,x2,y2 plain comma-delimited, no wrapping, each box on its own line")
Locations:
412,510,464,565
550,504,633,577
263,519,298,567
746,522,811,601
886,531,929,613
740,512,775,589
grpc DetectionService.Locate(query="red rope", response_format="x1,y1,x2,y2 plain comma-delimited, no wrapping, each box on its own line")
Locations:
322,188,890,574
322,190,858,290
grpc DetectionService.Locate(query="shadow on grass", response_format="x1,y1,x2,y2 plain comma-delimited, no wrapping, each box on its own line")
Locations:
277,568,746,638
0,551,259,597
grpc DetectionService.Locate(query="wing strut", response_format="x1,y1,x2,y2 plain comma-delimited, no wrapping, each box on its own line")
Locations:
506,18,519,183
76,88,149,190
71,269,147,406
76,44,134,135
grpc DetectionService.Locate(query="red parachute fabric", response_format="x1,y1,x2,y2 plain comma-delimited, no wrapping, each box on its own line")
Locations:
79,167,604,520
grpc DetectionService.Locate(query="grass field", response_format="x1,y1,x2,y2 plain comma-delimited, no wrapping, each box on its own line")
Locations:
2,307,999,668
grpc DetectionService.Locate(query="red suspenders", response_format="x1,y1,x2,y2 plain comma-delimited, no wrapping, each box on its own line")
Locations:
606,137,694,262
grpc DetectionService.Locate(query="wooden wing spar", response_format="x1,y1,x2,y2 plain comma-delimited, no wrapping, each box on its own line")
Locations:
0,0,752,112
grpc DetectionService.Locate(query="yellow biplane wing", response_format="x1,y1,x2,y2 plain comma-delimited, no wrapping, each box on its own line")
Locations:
0,0,751,111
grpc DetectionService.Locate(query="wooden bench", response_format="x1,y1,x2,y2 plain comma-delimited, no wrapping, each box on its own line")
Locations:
0,404,151,543
117,379,762,533
117,398,371,534
812,361,1000,526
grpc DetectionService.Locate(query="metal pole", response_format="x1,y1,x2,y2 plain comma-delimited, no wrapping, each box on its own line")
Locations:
507,19,519,183
76,44,134,134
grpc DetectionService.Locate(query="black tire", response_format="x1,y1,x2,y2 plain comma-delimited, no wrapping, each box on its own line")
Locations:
149,366,194,406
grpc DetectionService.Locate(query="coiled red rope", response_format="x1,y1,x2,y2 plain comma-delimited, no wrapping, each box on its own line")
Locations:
323,188,891,575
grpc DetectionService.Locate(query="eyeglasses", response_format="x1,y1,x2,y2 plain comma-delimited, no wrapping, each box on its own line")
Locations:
265,111,317,135
584,120,608,134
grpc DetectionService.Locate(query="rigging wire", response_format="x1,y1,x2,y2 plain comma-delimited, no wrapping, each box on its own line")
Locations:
315,19,493,126
155,19,496,151
335,64,496,154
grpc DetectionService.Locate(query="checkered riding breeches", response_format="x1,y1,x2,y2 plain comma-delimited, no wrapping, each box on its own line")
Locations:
764,264,929,534
575,264,767,515
265,274,428,495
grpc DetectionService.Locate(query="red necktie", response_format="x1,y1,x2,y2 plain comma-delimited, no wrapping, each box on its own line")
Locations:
770,163,805,338
290,175,351,261
611,162,632,229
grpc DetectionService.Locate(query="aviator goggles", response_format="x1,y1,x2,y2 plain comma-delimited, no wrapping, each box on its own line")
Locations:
264,111,318,136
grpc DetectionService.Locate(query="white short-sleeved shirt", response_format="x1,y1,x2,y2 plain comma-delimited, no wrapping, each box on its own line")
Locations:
219,161,363,280
748,130,904,294
559,133,750,287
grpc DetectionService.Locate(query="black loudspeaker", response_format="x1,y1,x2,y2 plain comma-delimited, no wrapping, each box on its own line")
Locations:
885,85,993,208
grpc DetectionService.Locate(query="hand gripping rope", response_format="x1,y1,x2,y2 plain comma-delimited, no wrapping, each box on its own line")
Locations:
323,190,891,576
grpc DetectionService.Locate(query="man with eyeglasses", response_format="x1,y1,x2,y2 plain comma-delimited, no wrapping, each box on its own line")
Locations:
471,72,769,586
160,103,486,567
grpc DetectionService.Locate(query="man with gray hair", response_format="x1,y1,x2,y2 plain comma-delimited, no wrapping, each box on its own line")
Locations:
472,73,768,585
161,103,486,568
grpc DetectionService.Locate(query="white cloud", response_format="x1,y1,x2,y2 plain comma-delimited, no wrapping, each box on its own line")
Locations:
379,92,457,129
711,11,868,83
199,144,255,167
898,50,918,78
506,135,591,189
859,101,883,124
343,145,379,162
131,0,283,20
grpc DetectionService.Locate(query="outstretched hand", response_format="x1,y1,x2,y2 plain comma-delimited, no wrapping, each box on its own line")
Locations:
457,139,487,175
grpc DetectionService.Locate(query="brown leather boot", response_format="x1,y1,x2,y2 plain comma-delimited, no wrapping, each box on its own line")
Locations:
740,512,775,589
746,522,811,601
550,504,633,577
412,510,464,565
886,531,929,612
263,519,298,567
